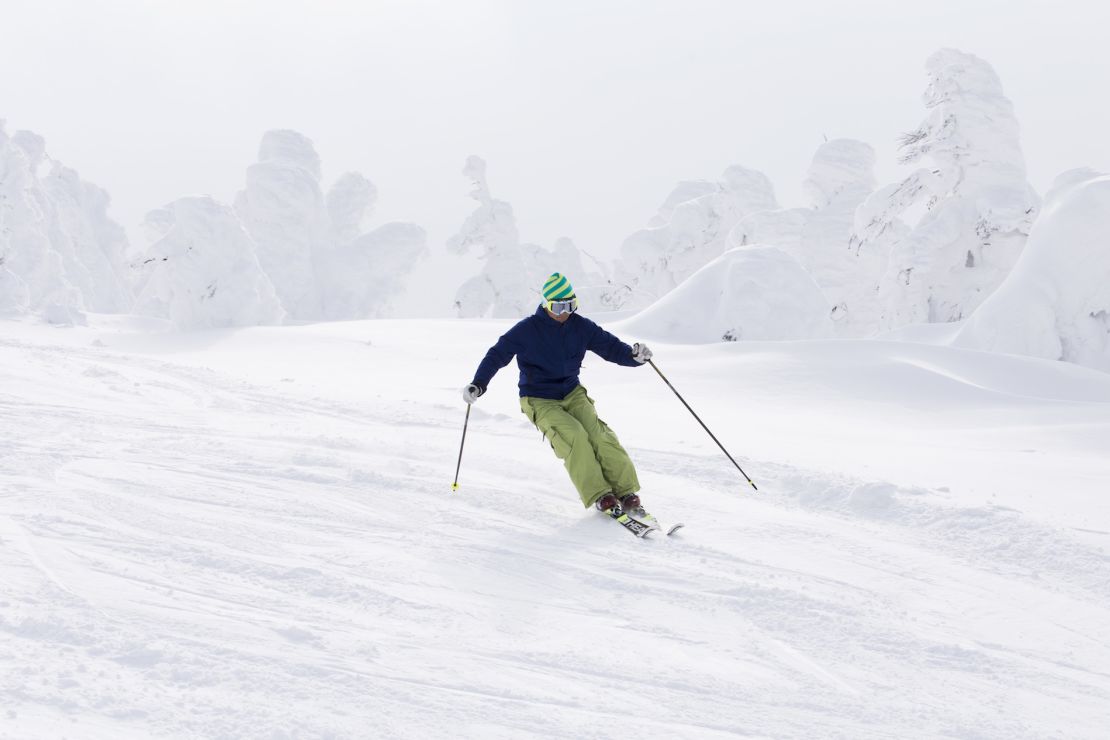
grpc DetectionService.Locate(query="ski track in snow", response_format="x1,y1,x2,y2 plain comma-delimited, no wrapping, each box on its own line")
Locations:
2,326,1110,739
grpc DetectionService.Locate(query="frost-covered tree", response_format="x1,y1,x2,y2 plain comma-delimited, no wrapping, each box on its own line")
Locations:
42,160,132,313
521,236,609,310
0,121,132,323
234,130,330,320
955,169,1110,373
132,196,284,330
447,157,600,317
229,130,426,322
730,139,883,336
607,165,778,311
327,171,378,246
447,156,534,318
319,221,427,319
0,130,30,315
851,49,1040,330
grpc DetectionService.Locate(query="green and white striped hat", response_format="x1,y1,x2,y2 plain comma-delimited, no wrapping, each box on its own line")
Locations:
542,273,575,301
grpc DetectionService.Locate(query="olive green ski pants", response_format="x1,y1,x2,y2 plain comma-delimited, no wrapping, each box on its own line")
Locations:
520,385,640,508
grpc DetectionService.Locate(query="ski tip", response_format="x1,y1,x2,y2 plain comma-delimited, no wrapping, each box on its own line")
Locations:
666,523,685,536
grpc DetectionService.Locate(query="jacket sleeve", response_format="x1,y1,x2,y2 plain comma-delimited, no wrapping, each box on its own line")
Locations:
585,319,639,367
472,326,524,389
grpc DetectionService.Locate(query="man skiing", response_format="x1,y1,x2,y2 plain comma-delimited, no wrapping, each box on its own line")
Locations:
462,272,653,514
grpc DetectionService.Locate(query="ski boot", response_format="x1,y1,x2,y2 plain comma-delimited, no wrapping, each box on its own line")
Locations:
618,493,641,512
594,492,621,514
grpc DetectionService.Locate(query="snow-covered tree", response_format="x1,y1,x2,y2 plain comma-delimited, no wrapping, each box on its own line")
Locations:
606,165,778,311
955,169,1110,372
851,49,1040,330
447,156,534,318
520,236,609,311
234,130,330,320
327,171,378,246
447,157,602,318
0,121,132,323
228,130,426,322
730,139,883,336
132,196,284,330
319,221,427,319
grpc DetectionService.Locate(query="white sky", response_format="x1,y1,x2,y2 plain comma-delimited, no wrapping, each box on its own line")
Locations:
3,0,1109,260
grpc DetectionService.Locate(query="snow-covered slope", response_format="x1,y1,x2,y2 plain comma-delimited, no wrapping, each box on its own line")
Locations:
2,316,1108,738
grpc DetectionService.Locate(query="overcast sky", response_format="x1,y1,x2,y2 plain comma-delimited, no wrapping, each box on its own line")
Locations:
3,0,1109,260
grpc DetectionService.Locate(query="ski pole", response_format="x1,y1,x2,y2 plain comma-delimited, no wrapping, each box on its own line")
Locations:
451,403,471,491
648,359,758,491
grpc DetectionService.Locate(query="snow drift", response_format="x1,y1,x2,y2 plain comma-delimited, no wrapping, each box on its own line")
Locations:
615,246,832,343
955,169,1110,372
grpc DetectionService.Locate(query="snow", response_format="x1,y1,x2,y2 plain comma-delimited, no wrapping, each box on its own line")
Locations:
615,246,833,344
955,169,1110,372
3,314,1108,738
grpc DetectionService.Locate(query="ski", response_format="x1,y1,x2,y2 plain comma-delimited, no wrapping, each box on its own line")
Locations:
628,507,684,537
604,506,684,538
605,508,658,538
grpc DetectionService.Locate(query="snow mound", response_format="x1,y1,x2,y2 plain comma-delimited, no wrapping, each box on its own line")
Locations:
955,169,1110,372
615,246,832,343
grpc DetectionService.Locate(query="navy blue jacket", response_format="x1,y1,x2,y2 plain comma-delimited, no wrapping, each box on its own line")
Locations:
472,306,641,399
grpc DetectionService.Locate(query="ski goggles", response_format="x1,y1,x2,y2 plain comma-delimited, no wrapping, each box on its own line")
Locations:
545,295,579,316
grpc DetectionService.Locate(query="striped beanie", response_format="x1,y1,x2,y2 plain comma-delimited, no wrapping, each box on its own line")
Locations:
542,273,575,301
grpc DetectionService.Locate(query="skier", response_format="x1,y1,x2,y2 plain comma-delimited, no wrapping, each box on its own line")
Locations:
462,272,653,514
